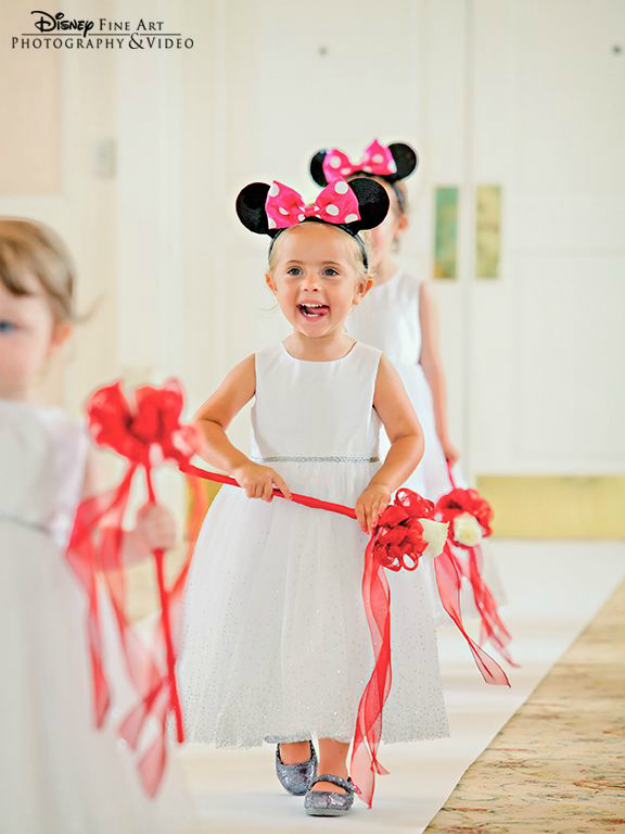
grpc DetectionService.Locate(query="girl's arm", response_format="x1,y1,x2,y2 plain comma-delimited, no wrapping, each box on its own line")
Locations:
418,282,459,464
355,354,424,533
193,355,291,501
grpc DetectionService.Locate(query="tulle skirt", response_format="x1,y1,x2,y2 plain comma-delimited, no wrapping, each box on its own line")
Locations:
178,459,449,748
0,521,192,834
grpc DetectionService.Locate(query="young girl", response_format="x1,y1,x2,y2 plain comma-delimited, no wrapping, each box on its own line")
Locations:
178,178,450,817
0,219,193,834
310,139,506,618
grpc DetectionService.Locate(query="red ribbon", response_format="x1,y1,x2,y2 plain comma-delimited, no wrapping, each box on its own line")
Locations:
67,380,208,796
349,489,434,807
436,461,515,666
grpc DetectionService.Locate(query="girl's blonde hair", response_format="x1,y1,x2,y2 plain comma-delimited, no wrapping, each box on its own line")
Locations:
267,222,372,285
0,218,76,323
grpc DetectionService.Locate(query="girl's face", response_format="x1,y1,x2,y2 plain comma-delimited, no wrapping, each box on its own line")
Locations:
266,222,371,339
0,274,70,400
361,179,409,269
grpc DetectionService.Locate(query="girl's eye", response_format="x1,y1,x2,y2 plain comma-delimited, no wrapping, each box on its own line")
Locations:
323,268,339,277
287,267,303,276
0,320,16,333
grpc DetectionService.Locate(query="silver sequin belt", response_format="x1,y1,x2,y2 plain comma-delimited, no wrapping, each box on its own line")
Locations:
251,455,380,463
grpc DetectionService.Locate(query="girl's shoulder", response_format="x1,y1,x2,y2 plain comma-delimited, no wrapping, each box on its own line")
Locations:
377,269,421,309
254,342,283,361
354,340,384,364
396,269,422,297
253,342,284,376
0,399,86,442
0,401,89,494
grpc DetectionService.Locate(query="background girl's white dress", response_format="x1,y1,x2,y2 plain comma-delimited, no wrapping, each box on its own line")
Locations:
178,341,449,749
0,401,191,834
347,270,506,619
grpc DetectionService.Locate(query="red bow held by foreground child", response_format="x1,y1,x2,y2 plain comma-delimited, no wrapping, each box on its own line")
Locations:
349,489,442,806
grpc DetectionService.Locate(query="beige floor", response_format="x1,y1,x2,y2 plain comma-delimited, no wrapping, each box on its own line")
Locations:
426,579,625,833
171,541,625,832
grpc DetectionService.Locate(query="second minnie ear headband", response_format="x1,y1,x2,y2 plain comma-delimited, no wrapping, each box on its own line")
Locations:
236,177,390,269
235,140,417,264
309,139,418,213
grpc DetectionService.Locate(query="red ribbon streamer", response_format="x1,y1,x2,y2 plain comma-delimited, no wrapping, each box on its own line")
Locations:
438,460,515,665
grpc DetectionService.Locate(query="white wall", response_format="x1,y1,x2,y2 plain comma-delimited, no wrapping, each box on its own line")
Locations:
5,0,622,481
468,0,625,475
0,0,118,412
115,0,625,473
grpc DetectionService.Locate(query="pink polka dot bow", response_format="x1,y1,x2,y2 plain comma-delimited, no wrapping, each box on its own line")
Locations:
265,179,361,230
322,139,397,183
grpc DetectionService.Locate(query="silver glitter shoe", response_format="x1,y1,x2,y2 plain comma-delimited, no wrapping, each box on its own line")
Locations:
304,774,355,816
275,741,318,796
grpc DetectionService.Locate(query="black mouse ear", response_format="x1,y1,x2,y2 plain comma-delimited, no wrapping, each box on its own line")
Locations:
387,143,418,181
309,150,329,186
345,178,390,232
235,182,274,235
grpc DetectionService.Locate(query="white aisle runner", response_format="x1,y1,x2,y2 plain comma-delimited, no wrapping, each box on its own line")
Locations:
177,541,625,832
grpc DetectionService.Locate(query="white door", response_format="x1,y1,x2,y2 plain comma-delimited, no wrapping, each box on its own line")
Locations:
467,0,625,479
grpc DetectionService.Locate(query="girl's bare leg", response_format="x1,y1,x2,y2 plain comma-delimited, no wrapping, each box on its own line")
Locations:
311,738,350,793
279,740,313,764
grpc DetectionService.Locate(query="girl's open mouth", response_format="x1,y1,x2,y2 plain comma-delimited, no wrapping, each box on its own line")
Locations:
297,303,330,320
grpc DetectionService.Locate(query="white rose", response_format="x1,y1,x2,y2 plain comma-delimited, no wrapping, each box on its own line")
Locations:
419,519,449,560
452,513,483,547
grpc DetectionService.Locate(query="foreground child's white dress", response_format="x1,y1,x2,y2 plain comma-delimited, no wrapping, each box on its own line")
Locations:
0,400,191,834
347,270,506,618
179,341,449,748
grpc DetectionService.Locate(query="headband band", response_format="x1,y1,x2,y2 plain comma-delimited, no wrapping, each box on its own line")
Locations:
267,218,369,269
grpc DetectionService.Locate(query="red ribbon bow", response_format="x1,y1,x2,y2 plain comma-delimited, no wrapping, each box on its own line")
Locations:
349,488,436,806
434,462,515,668
436,488,493,542
265,179,361,230
67,380,207,797
322,139,397,183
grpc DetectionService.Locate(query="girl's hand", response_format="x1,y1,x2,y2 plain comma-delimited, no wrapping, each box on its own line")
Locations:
232,461,292,502
355,482,392,534
441,438,460,466
135,503,177,551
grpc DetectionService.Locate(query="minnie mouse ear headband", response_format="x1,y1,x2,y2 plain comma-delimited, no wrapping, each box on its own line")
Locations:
310,139,417,212
235,177,389,269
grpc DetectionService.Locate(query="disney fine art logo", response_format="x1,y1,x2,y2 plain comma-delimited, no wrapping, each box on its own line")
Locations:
31,10,95,35
14,10,194,50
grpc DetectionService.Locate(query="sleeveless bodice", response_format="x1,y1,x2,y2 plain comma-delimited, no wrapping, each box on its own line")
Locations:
251,341,382,460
